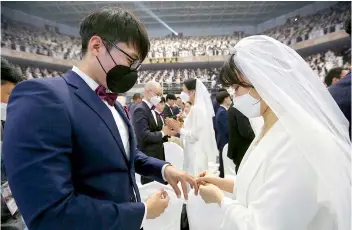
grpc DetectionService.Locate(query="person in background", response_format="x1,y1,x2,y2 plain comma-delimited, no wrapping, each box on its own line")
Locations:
324,67,349,87
154,97,166,126
213,88,228,142
227,106,255,173
163,93,177,119
329,15,351,139
172,97,182,115
215,91,232,178
132,82,176,184
128,92,142,121
183,101,192,118
1,57,26,230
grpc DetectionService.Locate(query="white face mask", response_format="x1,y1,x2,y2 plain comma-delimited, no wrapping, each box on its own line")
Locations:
180,92,190,103
233,90,261,118
1,103,7,121
150,96,161,106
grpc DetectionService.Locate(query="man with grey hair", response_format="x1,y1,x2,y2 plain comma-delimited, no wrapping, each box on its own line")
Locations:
132,81,176,184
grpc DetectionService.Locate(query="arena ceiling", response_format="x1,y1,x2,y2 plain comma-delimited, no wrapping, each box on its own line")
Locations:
2,1,314,28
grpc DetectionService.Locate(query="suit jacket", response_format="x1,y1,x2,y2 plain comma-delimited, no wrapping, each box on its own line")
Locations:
227,107,255,172
163,104,176,119
213,100,220,140
172,106,180,116
215,106,229,153
2,71,166,230
132,101,167,161
329,72,351,139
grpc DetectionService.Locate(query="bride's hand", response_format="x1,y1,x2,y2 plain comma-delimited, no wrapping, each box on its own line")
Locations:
196,171,222,187
199,183,224,206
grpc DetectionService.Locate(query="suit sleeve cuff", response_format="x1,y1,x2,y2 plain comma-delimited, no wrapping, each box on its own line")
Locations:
161,164,171,181
140,202,147,229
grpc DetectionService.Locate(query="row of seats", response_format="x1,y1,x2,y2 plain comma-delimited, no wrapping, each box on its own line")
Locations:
1,2,350,60
13,48,350,87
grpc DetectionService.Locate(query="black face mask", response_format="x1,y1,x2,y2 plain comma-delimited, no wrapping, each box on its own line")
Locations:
97,44,139,94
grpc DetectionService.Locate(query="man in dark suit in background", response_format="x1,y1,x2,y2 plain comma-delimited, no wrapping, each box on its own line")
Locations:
154,97,167,126
227,107,255,173
329,16,351,139
163,94,177,119
128,92,142,122
133,82,176,184
213,88,228,142
172,97,182,116
1,58,26,230
215,91,231,178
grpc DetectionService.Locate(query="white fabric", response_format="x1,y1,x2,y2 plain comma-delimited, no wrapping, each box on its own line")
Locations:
139,182,183,230
220,35,351,230
163,142,184,170
180,79,218,176
186,189,224,230
1,103,7,121
222,144,236,177
248,117,264,136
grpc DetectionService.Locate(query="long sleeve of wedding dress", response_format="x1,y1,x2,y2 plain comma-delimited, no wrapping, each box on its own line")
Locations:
220,153,320,230
180,106,204,143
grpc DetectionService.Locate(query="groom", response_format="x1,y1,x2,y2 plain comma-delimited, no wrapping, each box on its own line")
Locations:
2,8,197,230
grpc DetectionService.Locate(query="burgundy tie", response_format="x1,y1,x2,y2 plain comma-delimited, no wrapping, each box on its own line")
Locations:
95,85,118,106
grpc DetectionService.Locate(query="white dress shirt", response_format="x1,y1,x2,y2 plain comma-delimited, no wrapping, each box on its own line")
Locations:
72,66,169,228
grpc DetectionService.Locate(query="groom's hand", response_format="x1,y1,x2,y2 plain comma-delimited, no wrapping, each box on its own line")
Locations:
145,189,170,219
164,165,198,200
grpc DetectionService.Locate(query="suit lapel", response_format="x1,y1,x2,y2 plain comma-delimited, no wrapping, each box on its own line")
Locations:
63,71,129,165
142,101,158,129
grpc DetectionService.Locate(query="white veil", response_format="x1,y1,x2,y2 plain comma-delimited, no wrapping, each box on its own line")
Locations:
231,35,351,229
194,79,218,164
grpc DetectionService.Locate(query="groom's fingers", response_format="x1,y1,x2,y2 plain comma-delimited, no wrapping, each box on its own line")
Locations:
170,182,181,198
180,180,188,200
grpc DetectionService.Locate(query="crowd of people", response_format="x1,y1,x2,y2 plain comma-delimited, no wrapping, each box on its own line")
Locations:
265,1,349,45
13,48,350,88
1,2,350,60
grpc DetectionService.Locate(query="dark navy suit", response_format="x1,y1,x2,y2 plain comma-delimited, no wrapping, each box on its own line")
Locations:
2,70,166,230
215,105,229,178
329,71,351,139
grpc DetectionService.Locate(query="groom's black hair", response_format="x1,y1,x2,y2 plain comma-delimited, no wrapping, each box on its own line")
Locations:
216,91,230,104
184,78,197,90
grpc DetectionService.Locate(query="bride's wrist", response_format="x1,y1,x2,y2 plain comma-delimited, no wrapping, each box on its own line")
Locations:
216,191,225,207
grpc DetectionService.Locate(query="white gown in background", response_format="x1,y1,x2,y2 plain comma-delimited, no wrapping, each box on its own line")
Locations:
220,121,336,230
180,80,218,176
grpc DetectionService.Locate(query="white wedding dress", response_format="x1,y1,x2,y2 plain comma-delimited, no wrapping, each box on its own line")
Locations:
180,79,218,176
218,36,351,230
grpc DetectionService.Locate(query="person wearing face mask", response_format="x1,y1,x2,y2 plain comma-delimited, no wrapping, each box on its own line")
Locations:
166,78,218,177
215,91,232,178
132,82,176,184
196,36,351,230
1,58,26,230
2,8,199,230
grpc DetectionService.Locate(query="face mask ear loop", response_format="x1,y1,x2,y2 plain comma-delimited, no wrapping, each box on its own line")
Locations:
96,57,108,74
102,41,119,66
248,88,262,105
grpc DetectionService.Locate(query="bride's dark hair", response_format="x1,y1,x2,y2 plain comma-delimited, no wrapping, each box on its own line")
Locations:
219,54,253,88
184,78,197,90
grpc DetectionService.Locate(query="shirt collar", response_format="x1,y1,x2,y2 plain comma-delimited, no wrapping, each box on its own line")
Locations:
142,99,153,109
72,66,99,91
220,105,228,110
154,109,162,115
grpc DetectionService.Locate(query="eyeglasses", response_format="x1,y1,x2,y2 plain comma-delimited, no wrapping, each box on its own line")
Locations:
148,88,162,97
106,41,142,71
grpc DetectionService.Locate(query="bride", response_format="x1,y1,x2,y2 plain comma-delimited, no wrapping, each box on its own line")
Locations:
166,78,218,176
196,35,351,230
